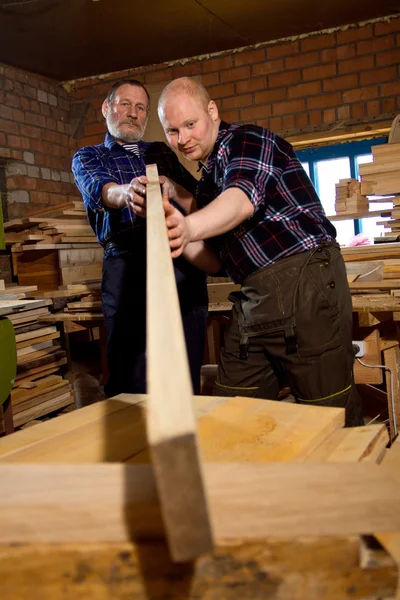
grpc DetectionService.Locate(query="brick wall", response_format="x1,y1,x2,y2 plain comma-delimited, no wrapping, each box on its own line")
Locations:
0,64,80,219
69,17,400,149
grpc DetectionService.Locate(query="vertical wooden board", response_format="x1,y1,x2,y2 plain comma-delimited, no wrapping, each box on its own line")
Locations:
145,164,213,562
354,329,383,384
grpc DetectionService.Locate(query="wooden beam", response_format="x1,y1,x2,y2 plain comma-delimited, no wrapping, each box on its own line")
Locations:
1,463,400,544
145,164,213,562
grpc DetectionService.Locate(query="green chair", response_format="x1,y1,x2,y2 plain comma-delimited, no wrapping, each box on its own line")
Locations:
0,317,16,434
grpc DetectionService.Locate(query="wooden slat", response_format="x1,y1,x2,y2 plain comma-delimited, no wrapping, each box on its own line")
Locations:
145,164,212,561
0,462,400,544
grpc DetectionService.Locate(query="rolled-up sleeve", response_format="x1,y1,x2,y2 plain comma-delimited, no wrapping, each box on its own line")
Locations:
221,128,290,211
72,147,117,213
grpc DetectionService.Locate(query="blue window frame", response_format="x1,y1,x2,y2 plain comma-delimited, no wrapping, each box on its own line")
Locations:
296,137,388,238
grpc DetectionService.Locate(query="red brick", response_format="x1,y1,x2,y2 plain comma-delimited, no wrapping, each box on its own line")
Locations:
303,63,337,82
342,86,378,103
30,100,40,113
0,117,19,134
204,56,233,73
84,121,107,137
73,86,93,100
240,105,272,121
5,93,20,108
25,112,47,128
207,83,235,98
323,108,336,123
282,114,295,129
234,49,265,66
10,150,23,160
367,100,381,117
295,113,309,128
301,33,335,52
380,81,400,97
337,105,350,120
382,97,396,113
0,132,5,146
357,36,395,55
321,44,356,62
267,41,299,60
338,55,375,74
255,88,286,104
221,66,251,83
337,25,373,44
288,81,321,98
374,19,400,36
46,117,57,131
360,66,396,85
222,94,253,110
144,69,173,84
252,58,284,76
13,109,25,122
285,51,319,70
36,179,63,193
267,116,283,131
30,191,49,204
309,111,322,126
40,103,51,117
24,124,41,139
173,62,203,78
307,92,340,110
351,103,366,118
20,97,30,111
320,48,338,63
7,135,30,150
236,77,267,94
268,70,301,88
7,175,36,190
0,104,14,120
201,72,219,87
272,98,306,116
376,49,400,67
219,109,239,123
23,84,36,99
323,74,358,92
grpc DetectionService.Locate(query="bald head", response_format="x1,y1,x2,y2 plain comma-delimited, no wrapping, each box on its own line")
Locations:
158,77,220,164
158,77,211,118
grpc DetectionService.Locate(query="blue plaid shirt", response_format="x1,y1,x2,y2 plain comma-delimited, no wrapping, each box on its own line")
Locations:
197,122,337,283
72,133,198,246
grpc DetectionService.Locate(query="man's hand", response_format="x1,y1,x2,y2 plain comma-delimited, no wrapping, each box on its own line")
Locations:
160,176,196,215
101,177,148,217
163,189,192,258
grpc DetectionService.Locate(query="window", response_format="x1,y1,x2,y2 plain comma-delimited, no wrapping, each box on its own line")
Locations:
296,137,389,246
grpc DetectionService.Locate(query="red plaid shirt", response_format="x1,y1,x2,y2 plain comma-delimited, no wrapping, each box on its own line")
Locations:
197,121,336,283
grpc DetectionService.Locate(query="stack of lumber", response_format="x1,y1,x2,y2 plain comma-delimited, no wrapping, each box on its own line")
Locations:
4,202,103,291
0,297,74,429
342,243,400,295
335,178,369,214
3,201,96,245
359,142,400,197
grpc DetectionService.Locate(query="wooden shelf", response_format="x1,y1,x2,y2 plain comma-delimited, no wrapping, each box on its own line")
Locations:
327,210,392,222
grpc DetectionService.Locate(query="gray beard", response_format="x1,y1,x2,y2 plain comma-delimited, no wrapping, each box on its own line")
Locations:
107,118,145,143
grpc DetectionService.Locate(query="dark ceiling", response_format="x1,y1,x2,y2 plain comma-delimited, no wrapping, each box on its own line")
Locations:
0,0,399,81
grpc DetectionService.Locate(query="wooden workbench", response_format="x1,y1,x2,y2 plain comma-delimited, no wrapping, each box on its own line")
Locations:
0,394,399,599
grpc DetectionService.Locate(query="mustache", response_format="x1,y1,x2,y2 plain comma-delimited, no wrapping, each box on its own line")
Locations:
120,118,140,126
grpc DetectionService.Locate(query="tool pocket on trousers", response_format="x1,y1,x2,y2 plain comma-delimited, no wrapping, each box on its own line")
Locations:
295,248,342,359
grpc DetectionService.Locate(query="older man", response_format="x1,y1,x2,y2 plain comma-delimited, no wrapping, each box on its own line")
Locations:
72,78,219,397
158,76,363,426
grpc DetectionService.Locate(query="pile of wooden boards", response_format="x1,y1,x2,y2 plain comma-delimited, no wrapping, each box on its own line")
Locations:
335,178,369,214
359,142,400,197
342,242,400,295
4,202,103,292
0,296,75,430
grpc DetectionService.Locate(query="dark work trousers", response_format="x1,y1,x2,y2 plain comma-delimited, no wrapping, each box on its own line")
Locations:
213,243,364,427
102,248,208,397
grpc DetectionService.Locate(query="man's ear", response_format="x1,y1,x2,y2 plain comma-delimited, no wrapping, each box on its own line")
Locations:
208,100,219,122
101,99,109,119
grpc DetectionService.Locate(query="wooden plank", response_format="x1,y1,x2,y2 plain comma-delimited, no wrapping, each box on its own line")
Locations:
145,163,212,561
15,325,57,343
1,462,400,543
0,536,397,600
305,425,389,463
13,392,74,428
207,282,241,303
353,329,383,385
0,299,51,316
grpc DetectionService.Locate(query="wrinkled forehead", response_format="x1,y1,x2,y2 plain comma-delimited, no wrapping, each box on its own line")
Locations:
113,84,149,106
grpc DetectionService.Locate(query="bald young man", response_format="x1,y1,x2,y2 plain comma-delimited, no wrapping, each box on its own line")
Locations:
158,77,363,426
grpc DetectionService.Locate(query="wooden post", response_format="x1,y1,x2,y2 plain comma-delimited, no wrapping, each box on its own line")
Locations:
145,164,213,562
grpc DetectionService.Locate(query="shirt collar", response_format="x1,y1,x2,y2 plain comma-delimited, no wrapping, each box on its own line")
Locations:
104,132,149,153
201,120,230,173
